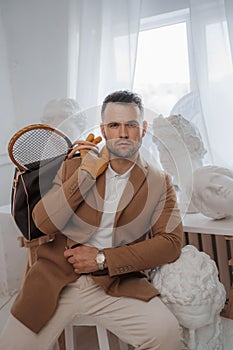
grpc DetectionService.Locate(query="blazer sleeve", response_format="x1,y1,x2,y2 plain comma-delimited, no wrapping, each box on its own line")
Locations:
104,174,183,277
32,158,96,234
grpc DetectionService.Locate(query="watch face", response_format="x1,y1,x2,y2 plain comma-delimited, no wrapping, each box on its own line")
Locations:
96,253,105,264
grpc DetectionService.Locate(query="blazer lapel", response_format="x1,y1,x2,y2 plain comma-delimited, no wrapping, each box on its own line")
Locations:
93,172,106,224
114,156,148,225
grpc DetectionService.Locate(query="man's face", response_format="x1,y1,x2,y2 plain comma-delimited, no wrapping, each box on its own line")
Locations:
100,102,147,159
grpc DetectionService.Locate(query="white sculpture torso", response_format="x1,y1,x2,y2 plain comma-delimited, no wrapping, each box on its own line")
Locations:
152,245,226,350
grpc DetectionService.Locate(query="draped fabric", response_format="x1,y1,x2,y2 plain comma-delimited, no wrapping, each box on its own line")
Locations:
69,0,142,110
0,6,17,156
188,0,233,169
70,0,233,169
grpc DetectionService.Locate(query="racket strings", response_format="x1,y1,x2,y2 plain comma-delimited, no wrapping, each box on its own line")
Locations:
12,129,70,170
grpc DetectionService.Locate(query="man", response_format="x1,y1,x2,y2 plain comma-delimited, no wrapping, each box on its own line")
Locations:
0,91,183,349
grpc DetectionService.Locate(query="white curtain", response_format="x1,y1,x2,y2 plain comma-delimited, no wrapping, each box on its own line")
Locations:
0,6,17,157
189,0,233,169
69,0,141,112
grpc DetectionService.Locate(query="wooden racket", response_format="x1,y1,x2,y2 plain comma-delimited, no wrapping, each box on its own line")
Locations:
8,124,72,171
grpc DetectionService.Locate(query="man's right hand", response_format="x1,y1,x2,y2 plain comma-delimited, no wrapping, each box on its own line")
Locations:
68,133,102,159
80,145,109,179
68,133,109,179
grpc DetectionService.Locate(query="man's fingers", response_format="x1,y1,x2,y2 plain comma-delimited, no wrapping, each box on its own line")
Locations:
68,144,99,159
72,140,98,147
67,256,76,264
64,249,74,258
78,145,99,152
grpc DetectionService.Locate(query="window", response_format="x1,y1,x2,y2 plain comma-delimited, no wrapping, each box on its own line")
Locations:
133,18,190,122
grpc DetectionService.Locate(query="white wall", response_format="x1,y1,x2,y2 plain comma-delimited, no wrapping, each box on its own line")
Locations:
1,0,70,125
0,0,71,206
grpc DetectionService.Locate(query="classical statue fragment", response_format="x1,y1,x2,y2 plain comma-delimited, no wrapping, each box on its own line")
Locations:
192,165,233,219
153,114,207,213
41,98,87,141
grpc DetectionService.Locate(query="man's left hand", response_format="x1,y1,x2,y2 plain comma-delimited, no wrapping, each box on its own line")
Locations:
64,245,99,274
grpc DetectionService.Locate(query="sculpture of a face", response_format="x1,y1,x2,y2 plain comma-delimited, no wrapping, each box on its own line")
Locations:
41,98,87,141
193,166,233,219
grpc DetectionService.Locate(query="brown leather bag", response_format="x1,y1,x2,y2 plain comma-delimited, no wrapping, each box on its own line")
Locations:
11,155,66,240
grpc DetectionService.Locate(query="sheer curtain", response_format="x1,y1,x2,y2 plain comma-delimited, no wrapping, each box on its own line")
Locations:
0,6,17,158
68,0,233,168
189,0,233,169
68,0,141,112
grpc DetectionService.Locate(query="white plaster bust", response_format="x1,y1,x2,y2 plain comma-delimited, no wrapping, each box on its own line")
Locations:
152,245,226,349
192,165,233,219
41,98,87,141
153,114,207,213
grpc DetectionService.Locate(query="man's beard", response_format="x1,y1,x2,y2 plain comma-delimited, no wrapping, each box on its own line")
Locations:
106,138,141,159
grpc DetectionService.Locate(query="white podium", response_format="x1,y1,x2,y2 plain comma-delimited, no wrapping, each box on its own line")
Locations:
183,212,233,236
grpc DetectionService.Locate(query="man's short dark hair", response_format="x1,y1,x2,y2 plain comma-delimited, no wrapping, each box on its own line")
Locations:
101,90,144,120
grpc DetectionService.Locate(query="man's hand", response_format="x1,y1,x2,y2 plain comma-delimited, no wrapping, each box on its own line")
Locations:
64,245,99,274
80,146,109,179
68,133,102,159
68,133,109,179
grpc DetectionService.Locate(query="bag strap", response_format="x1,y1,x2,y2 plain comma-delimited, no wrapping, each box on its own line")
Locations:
12,169,24,218
12,169,32,240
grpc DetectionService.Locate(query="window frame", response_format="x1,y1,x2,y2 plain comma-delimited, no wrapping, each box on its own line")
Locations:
134,8,196,95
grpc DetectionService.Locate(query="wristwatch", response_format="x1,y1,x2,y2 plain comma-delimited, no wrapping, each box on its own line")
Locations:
95,249,106,270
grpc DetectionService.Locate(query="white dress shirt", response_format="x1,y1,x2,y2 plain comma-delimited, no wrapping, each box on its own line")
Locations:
87,163,134,249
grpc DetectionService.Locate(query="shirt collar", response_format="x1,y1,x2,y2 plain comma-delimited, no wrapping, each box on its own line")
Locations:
106,162,135,180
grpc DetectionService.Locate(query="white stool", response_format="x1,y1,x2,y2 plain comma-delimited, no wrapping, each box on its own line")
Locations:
64,315,128,350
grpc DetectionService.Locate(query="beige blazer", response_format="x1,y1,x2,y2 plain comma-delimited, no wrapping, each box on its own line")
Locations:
11,155,183,333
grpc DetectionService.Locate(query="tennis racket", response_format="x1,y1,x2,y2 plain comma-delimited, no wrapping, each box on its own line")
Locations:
8,124,73,240
8,123,72,171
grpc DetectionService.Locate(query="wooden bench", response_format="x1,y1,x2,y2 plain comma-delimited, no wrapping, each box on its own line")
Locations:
183,212,233,318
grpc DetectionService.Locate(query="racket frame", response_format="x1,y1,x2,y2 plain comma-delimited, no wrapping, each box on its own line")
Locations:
8,123,72,171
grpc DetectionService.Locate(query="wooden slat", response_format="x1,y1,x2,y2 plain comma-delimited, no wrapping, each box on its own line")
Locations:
187,232,200,250
214,235,231,299
201,234,214,260
183,232,188,246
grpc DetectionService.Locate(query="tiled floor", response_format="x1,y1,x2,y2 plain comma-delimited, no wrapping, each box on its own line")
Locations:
1,294,233,349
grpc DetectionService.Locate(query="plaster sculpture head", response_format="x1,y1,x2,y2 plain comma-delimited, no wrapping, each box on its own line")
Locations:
192,165,233,219
41,98,87,141
153,114,207,213
152,245,226,350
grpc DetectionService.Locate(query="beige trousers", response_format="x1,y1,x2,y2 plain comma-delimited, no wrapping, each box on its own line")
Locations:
0,275,182,350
